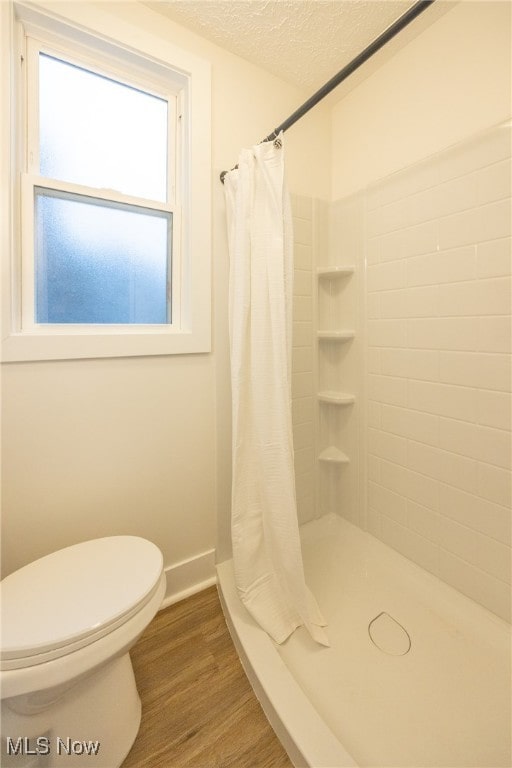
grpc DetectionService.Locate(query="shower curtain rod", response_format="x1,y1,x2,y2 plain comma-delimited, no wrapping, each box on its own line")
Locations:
220,0,435,183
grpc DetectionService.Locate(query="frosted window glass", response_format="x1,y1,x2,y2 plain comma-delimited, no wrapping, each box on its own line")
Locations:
35,190,171,324
39,54,168,202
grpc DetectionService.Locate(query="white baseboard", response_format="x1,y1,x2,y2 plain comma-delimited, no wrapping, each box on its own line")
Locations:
160,548,217,609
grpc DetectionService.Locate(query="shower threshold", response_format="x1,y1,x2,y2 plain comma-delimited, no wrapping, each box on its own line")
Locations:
217,514,511,768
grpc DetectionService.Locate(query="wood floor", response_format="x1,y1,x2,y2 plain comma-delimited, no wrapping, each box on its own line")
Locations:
122,586,293,768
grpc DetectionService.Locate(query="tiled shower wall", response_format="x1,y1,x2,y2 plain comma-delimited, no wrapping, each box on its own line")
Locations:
291,194,316,525
364,122,511,621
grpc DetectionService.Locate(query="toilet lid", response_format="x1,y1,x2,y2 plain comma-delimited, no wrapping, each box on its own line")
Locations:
0,537,164,666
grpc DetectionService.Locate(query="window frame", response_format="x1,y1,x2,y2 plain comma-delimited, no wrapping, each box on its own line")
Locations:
1,1,212,361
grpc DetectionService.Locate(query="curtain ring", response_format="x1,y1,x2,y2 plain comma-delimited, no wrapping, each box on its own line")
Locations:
273,137,282,149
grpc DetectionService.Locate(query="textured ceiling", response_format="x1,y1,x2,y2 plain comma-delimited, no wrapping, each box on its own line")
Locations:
144,0,421,91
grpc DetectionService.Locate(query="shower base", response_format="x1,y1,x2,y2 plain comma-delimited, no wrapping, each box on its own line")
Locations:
217,513,511,768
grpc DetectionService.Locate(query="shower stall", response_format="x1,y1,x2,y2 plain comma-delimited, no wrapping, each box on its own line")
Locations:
218,118,511,767
216,1,511,764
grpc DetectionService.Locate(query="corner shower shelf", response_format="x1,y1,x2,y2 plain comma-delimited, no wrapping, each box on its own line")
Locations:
317,330,355,342
317,266,355,278
318,391,355,405
318,447,350,464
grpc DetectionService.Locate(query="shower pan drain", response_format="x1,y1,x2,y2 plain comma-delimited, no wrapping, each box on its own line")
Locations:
368,612,411,656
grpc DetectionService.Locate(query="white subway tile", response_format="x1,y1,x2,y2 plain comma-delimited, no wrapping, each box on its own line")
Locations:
437,125,512,184
439,208,479,250
474,536,511,585
368,455,380,483
366,237,381,265
436,449,478,495
476,159,512,206
367,260,407,292
366,208,381,239
437,548,511,622
380,404,409,438
408,186,439,226
381,404,439,446
369,374,408,407
380,349,410,378
477,462,512,508
436,318,481,351
368,400,381,428
293,295,312,322
438,277,510,318
293,422,313,450
477,238,511,278
382,156,439,203
367,507,382,538
292,347,313,373
406,349,440,382
437,173,477,218
367,319,408,347
381,453,439,512
293,321,313,347
439,351,511,392
294,243,312,269
367,348,381,374
477,390,511,431
379,458,410,498
439,417,511,469
294,269,312,296
366,186,382,211
478,198,511,242
361,124,512,617
407,500,440,543
478,316,511,354
368,481,407,525
406,285,440,318
408,380,477,422
368,428,407,466
379,290,410,319
478,277,511,316
407,467,440,510
407,440,440,480
367,293,381,319
407,318,442,349
291,195,313,220
378,197,410,236
437,245,476,283
405,220,438,258
408,318,482,351
439,483,511,543
294,446,314,476
439,516,478,564
292,371,314,399
381,515,439,575
292,396,314,425
407,252,439,287
294,217,312,246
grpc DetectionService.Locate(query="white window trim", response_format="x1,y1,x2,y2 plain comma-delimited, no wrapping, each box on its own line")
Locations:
1,1,212,361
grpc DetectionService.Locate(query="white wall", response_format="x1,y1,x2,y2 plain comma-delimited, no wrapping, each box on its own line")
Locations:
0,1,331,583
331,1,511,199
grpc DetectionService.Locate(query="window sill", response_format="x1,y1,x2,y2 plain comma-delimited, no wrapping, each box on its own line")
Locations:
1,326,211,361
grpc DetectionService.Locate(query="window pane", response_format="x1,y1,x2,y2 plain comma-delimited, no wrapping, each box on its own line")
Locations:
35,190,171,325
39,54,168,201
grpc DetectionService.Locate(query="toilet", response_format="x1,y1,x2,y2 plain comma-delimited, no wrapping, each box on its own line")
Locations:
0,536,166,767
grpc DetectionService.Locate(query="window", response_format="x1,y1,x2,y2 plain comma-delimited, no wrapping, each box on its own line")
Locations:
1,2,211,360
28,46,177,327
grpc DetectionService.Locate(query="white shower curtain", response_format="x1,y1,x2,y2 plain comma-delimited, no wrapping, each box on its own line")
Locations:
223,136,328,647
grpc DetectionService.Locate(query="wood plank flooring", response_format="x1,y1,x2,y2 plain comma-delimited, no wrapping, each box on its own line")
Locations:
122,586,293,768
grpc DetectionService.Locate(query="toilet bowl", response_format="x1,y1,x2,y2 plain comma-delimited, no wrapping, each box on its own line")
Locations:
0,536,166,768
